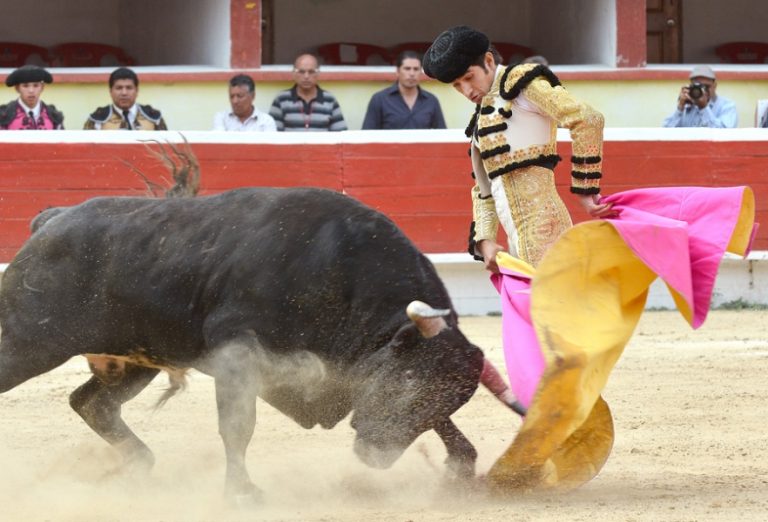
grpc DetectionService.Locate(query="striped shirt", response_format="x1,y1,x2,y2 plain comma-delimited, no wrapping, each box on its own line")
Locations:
269,86,347,132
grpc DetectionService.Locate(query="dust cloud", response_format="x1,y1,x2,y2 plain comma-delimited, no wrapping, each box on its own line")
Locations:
1,311,767,521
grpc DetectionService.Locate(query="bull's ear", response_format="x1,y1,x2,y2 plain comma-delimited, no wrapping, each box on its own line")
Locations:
406,300,450,338
389,322,421,355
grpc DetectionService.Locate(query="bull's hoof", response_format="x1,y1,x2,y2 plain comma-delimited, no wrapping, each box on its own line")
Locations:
444,457,475,482
438,470,485,502
226,485,264,509
121,446,156,475
439,458,481,498
97,451,154,482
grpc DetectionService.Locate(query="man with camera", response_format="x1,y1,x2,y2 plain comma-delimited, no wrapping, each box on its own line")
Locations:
662,65,737,128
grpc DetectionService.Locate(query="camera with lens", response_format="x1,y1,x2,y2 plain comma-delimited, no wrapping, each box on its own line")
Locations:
688,82,709,100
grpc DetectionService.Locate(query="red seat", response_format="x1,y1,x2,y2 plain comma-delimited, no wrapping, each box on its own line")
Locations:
50,42,135,67
715,42,768,64
493,42,536,64
317,43,391,65
0,42,51,67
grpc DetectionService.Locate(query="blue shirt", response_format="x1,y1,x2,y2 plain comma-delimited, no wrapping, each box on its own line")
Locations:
662,95,738,128
362,83,446,130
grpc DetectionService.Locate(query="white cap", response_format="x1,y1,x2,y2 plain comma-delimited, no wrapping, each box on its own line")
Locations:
689,65,716,80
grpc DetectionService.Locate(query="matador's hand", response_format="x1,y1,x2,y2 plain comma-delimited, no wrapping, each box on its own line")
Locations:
477,240,505,273
578,194,619,219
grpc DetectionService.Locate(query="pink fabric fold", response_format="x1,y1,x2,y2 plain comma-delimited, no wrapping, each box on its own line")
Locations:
493,186,755,405
601,186,756,328
491,269,543,408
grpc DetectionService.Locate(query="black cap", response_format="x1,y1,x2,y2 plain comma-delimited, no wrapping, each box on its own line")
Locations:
5,65,53,87
422,26,490,83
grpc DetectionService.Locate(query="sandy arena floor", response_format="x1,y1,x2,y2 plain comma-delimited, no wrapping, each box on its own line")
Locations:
1,310,767,522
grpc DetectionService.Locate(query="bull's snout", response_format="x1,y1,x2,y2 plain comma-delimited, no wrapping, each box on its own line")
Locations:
353,438,405,469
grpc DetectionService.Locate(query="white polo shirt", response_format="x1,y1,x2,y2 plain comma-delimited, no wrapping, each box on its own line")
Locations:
213,107,277,132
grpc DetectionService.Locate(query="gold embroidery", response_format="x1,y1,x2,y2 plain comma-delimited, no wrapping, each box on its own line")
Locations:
83,109,163,130
522,76,604,192
471,185,499,244
469,64,602,262
475,65,570,184
498,166,572,266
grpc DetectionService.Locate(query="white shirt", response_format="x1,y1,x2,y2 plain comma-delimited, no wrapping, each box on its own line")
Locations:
18,98,41,119
213,107,277,132
117,104,138,127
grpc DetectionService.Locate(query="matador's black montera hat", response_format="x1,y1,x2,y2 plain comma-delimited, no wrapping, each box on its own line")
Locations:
5,65,54,87
422,26,490,83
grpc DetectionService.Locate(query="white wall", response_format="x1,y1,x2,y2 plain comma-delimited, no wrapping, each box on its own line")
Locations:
431,254,768,316
683,0,768,63
271,0,533,64
532,0,615,65
590,0,616,65
120,0,229,67
0,0,119,47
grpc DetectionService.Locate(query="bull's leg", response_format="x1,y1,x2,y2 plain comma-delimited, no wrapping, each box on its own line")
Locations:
69,365,160,472
210,342,261,503
434,418,477,481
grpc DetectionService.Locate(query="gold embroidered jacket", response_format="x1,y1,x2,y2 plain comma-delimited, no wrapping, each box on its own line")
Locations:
467,63,604,252
83,104,168,130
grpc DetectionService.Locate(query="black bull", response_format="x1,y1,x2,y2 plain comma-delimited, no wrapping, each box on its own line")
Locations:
0,187,500,499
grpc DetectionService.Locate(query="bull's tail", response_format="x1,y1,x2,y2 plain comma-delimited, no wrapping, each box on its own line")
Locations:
119,134,201,200
153,368,189,410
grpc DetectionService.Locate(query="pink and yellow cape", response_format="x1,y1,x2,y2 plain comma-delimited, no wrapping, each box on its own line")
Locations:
487,186,756,492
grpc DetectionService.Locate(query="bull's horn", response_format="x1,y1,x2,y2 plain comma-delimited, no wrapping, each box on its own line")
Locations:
406,300,450,338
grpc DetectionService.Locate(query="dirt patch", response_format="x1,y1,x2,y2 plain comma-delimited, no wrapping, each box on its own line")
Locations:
1,311,767,521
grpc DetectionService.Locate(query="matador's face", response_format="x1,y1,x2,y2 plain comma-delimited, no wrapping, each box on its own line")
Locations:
15,82,44,108
451,52,496,105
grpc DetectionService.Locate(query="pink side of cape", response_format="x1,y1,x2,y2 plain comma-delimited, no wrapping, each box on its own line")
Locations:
493,186,755,405
492,270,544,408
601,186,754,328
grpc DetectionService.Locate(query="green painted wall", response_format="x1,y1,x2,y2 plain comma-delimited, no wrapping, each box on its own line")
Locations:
20,78,768,131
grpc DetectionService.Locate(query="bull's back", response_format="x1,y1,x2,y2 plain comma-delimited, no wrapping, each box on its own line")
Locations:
0,188,450,361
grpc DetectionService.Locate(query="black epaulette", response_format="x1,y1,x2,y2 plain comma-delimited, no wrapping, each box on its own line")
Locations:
89,105,112,122
139,104,162,121
499,64,562,101
0,101,18,127
44,102,64,127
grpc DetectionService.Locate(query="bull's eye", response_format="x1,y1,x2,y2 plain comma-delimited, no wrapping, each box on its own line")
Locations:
403,369,415,382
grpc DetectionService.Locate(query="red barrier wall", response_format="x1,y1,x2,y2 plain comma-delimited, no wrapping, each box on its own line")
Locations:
0,134,765,262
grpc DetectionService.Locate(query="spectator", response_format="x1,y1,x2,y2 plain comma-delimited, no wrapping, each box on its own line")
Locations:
213,74,276,132
362,50,446,130
0,65,63,129
662,65,737,128
84,67,167,130
269,54,347,131
756,99,768,128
